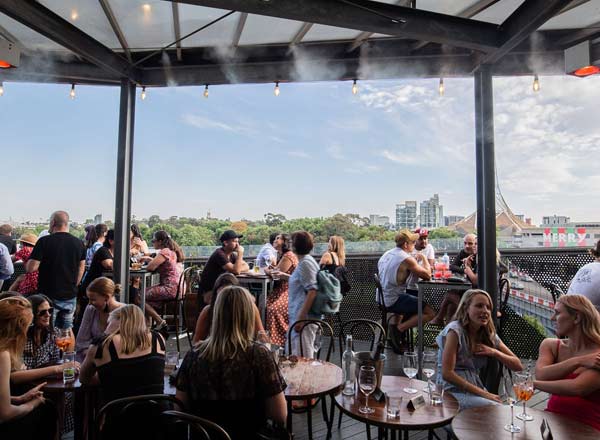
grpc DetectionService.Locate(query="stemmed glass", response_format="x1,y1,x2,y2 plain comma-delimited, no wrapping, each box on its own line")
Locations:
403,352,418,394
502,375,521,433
358,365,377,414
311,327,323,365
55,329,71,364
422,351,437,393
515,372,534,421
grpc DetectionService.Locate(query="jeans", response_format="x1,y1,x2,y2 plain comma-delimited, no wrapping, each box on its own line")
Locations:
53,297,77,329
450,390,501,410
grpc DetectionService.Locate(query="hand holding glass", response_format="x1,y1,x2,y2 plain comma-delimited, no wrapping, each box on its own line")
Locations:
358,365,376,414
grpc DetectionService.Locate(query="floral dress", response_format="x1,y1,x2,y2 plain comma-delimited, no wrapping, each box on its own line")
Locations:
266,251,298,346
15,247,38,295
146,248,179,306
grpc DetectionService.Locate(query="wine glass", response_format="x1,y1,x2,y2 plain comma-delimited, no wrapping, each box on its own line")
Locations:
55,328,71,363
358,365,377,414
311,326,323,365
422,351,437,393
403,352,418,394
257,330,271,351
515,372,534,421
502,375,521,433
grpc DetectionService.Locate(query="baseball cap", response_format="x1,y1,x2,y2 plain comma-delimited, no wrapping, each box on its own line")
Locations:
395,229,420,246
219,230,243,242
414,228,429,238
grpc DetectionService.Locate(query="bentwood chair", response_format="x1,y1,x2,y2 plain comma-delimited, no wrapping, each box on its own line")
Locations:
287,319,335,440
161,410,232,440
159,266,198,351
374,273,413,354
97,394,183,440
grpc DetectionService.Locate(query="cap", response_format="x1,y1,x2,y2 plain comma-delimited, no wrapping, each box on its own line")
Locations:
395,229,420,246
414,228,429,238
219,230,243,242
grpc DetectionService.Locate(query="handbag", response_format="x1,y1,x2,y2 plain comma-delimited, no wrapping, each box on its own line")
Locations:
256,420,293,440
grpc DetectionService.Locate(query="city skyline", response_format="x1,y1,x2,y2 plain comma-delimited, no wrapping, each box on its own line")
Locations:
2,75,600,225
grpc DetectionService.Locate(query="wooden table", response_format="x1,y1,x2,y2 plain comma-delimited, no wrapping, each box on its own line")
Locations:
236,272,273,324
416,280,471,379
282,357,343,440
452,405,599,439
335,375,459,437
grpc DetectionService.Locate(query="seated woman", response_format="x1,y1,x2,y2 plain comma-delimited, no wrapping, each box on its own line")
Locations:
79,304,165,405
177,286,287,440
437,289,523,410
130,224,149,257
9,233,38,295
134,230,184,330
0,296,57,440
319,235,345,273
193,273,264,344
75,277,124,360
264,233,297,346
534,294,600,431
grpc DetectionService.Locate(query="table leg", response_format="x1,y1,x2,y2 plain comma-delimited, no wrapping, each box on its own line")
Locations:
286,400,292,433
417,284,424,380
307,400,313,440
327,394,335,439
260,280,268,325
140,273,147,311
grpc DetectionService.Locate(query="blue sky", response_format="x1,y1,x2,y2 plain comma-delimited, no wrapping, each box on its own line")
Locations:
2,74,600,225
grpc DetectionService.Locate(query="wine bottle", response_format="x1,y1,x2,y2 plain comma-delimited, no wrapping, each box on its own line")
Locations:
342,335,355,396
370,341,386,402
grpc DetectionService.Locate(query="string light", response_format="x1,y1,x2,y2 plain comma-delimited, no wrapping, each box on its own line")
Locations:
438,77,445,96
142,4,152,13
352,79,358,95
71,9,78,21
274,81,280,97
533,74,540,92
69,84,76,100
0,82,4,97
203,84,209,98
141,86,146,100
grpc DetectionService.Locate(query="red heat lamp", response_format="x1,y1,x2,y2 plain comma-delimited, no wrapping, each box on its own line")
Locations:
0,60,12,69
0,39,19,68
572,65,600,77
565,41,600,78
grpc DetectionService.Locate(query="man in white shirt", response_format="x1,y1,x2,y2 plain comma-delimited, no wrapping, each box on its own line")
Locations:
256,233,278,268
414,228,435,266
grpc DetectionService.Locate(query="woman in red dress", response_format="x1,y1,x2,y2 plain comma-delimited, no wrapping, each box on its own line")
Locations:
264,234,297,346
534,294,600,431
9,234,38,295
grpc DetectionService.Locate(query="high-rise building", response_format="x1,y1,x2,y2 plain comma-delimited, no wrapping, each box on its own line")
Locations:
94,214,102,224
444,215,465,226
420,194,444,229
396,201,417,230
369,215,390,227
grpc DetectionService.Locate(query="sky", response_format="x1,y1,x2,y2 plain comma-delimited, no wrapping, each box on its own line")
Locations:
2,73,600,225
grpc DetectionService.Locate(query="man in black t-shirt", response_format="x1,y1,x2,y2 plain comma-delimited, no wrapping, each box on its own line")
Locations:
27,211,86,329
199,230,249,305
0,224,17,256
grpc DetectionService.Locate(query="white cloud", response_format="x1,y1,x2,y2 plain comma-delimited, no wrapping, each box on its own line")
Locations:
181,114,236,132
288,151,311,159
327,143,345,160
379,150,419,165
344,164,380,174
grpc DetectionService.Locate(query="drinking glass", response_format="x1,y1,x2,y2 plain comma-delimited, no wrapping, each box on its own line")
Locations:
254,259,260,273
257,330,271,351
165,351,179,375
515,372,534,421
422,351,437,392
502,375,521,433
430,382,445,405
56,329,71,363
271,269,280,281
63,351,76,384
403,352,418,394
358,365,376,414
311,327,323,365
386,392,402,418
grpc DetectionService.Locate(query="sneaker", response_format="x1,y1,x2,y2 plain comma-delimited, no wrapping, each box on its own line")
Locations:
388,324,405,354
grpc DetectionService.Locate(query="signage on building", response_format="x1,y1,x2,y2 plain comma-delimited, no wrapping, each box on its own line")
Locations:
543,227,586,247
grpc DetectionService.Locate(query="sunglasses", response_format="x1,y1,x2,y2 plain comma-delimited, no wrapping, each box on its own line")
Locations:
37,308,54,317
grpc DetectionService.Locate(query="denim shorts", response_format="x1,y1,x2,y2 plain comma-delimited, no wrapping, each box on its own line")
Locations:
386,293,419,318
52,297,77,329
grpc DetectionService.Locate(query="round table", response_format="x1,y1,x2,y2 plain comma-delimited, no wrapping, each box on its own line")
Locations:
335,375,459,433
282,357,343,440
452,405,599,439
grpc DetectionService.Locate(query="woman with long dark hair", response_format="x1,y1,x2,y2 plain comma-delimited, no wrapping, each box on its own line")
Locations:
130,224,149,257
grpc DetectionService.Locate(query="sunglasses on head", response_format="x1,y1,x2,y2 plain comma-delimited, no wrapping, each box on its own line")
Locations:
37,308,53,317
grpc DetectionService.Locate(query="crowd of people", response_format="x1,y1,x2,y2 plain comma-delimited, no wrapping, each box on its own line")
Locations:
1,211,600,437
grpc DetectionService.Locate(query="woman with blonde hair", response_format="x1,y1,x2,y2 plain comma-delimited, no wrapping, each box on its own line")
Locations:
0,296,57,439
75,276,124,360
436,289,523,409
534,294,600,431
319,235,346,270
79,304,165,405
176,286,286,440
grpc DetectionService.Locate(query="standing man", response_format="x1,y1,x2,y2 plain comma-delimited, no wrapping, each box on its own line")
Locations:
378,229,434,351
0,224,17,257
0,242,14,290
26,211,86,329
199,230,249,305
256,233,278,268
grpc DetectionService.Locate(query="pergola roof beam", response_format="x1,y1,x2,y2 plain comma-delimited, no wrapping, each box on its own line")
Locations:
232,12,248,47
290,22,313,46
478,0,575,65
0,0,138,81
98,0,132,62
555,23,600,48
172,2,183,61
169,0,503,52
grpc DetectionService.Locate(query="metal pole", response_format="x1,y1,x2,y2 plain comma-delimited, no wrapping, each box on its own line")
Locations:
113,78,135,298
474,64,500,392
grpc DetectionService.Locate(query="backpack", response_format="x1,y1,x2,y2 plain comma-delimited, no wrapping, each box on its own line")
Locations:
334,266,351,295
310,269,343,315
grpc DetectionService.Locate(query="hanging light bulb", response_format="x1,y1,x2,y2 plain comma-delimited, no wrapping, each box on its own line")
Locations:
141,86,147,100
0,82,4,97
274,81,280,96
203,84,209,98
69,84,76,100
352,79,358,95
533,74,540,92
438,77,445,96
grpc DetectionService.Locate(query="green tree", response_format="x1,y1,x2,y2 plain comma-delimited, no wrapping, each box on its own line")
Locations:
429,228,459,239
264,212,287,227
148,215,162,228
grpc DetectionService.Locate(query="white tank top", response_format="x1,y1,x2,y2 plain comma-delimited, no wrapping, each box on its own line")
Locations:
378,247,411,307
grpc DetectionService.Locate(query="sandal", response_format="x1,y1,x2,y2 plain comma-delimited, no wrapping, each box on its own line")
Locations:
155,320,169,339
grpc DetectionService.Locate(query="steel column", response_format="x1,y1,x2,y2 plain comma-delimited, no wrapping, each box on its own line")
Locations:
113,78,136,296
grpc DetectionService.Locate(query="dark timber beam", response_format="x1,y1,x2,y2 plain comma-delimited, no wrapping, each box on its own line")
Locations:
171,2,183,61
99,0,132,62
168,0,503,52
232,13,248,47
0,0,138,81
476,0,574,66
555,23,600,48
